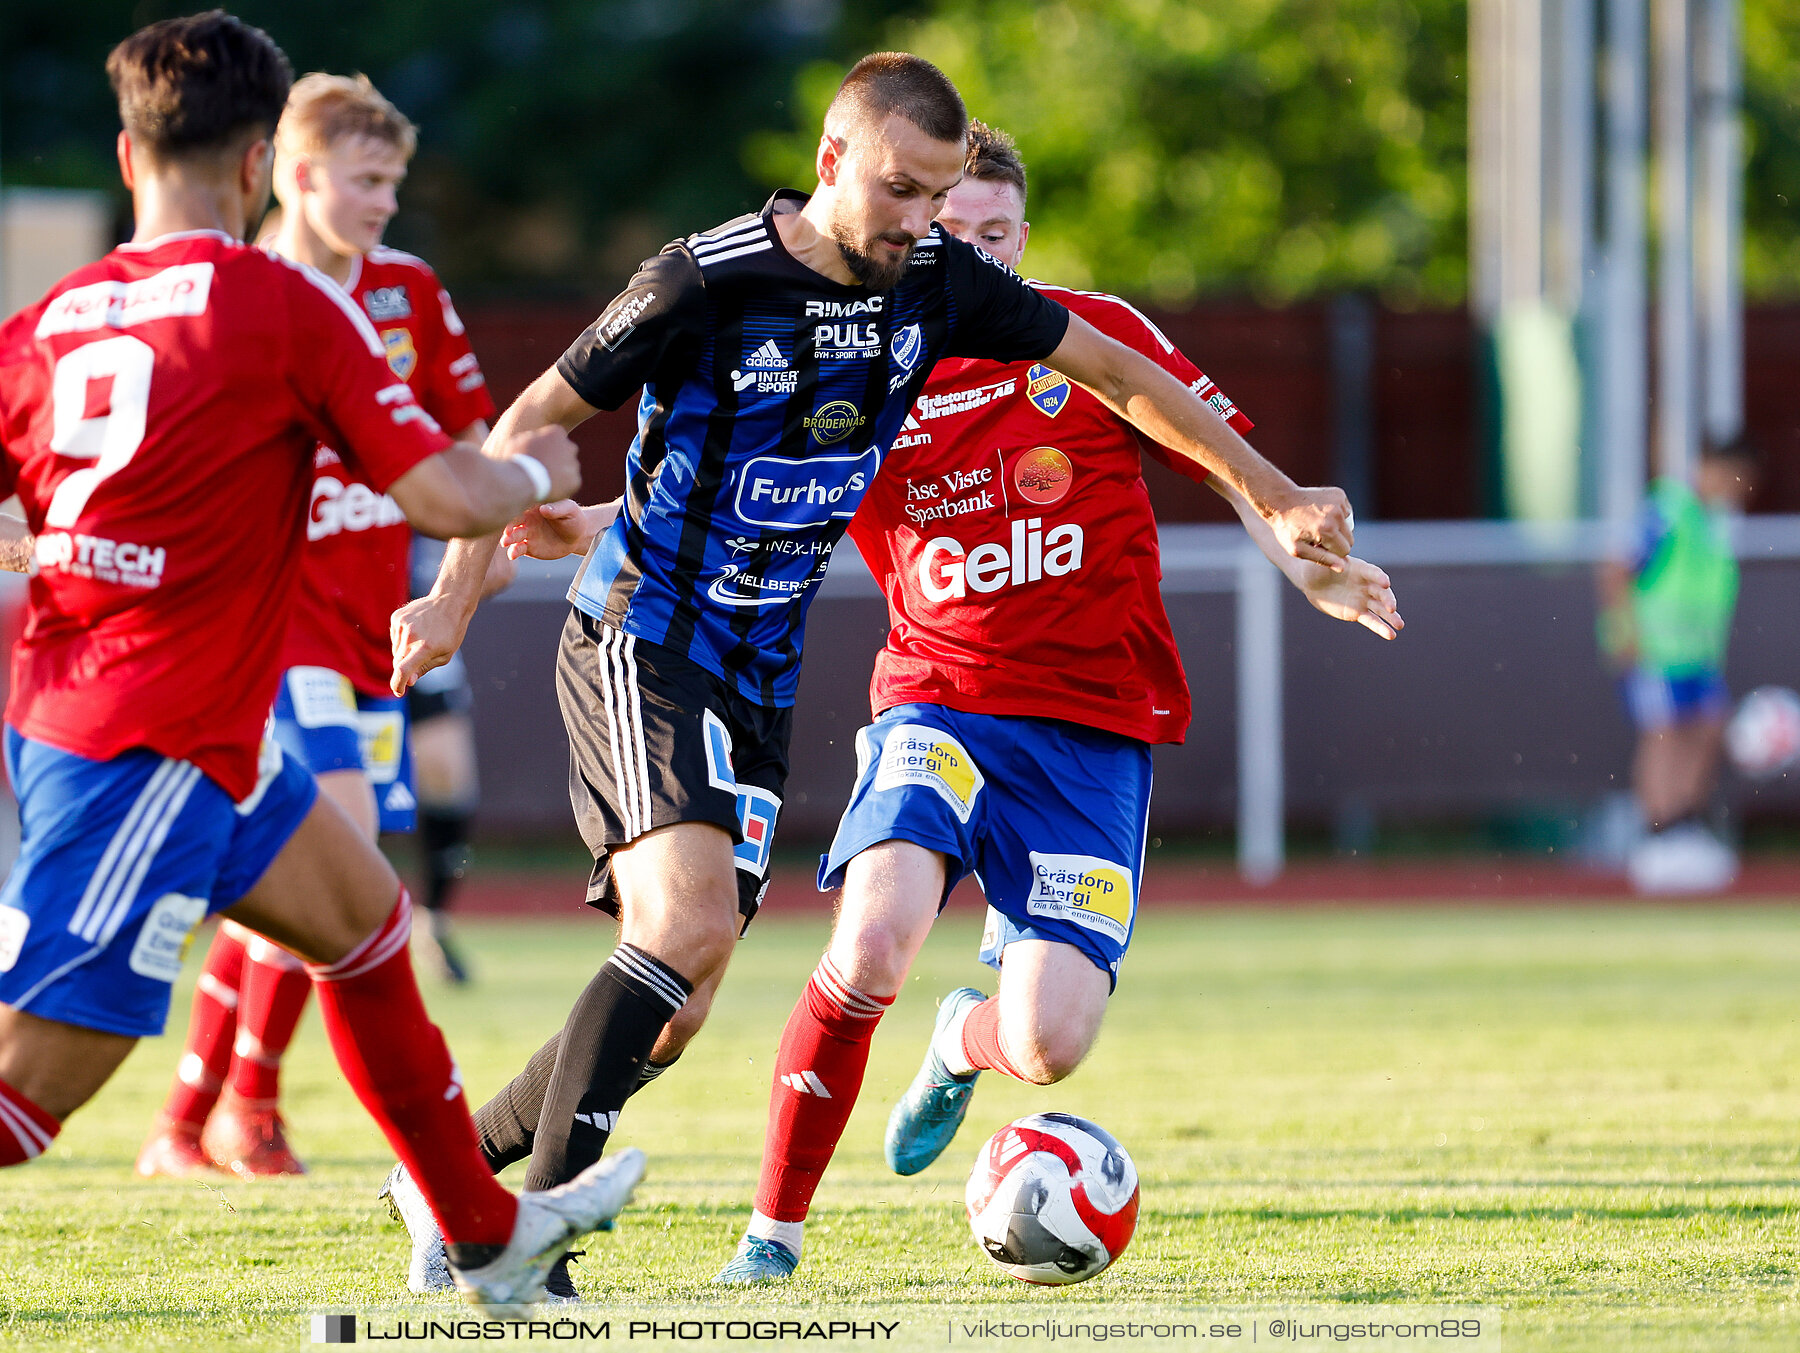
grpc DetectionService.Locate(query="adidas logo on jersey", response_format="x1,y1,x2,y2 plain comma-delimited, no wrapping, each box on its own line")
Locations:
742,339,788,370
780,1071,832,1097
384,782,416,813
891,412,931,451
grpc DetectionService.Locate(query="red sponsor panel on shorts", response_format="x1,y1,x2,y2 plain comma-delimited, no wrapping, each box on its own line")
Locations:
0,232,450,798
282,249,495,695
850,284,1252,746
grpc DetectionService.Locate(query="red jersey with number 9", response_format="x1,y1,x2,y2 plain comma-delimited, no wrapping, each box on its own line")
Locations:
849,283,1253,747
282,247,494,694
0,230,451,798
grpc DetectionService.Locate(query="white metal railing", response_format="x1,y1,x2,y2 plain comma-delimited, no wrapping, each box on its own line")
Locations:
497,514,1800,880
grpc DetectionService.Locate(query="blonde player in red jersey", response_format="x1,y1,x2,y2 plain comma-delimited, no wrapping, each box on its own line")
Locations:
0,13,643,1306
136,72,503,1182
714,122,1404,1282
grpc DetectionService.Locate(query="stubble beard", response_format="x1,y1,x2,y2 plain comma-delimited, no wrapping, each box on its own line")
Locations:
831,219,915,291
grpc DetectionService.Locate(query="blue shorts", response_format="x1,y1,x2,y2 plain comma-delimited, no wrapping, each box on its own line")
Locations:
819,704,1152,987
272,666,416,833
1621,668,1729,731
0,728,318,1037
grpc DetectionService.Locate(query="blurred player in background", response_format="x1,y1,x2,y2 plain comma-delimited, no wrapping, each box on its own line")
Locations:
1599,437,1758,894
385,56,1355,1300
407,535,510,985
716,121,1402,1283
0,13,640,1307
136,72,499,1182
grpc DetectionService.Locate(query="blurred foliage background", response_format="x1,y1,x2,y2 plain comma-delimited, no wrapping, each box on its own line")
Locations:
3,0,1797,306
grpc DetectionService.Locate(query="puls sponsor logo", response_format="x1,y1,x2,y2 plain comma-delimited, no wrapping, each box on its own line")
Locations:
813,320,880,360
311,477,406,540
916,519,1083,601
913,377,1016,421
1026,851,1134,941
903,465,996,526
735,448,879,530
35,530,166,587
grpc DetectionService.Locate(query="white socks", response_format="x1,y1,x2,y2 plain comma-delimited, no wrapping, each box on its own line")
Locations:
746,1210,804,1258
937,999,979,1077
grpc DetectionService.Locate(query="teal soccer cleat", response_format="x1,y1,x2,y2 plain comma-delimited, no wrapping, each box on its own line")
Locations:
884,987,985,1176
714,1235,800,1285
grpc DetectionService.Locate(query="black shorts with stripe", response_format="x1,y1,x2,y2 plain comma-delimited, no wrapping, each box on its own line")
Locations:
556,607,791,925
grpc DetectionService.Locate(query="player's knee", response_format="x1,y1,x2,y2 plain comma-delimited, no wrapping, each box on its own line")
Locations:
834,921,913,994
1007,1024,1090,1085
662,985,714,1052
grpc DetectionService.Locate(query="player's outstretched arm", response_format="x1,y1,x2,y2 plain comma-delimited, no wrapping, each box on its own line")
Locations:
501,497,623,562
391,368,601,694
1210,478,1403,640
1045,315,1353,569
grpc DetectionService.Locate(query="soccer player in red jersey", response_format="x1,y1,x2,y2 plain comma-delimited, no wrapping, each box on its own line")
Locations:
136,72,502,1182
714,122,1404,1282
0,13,640,1306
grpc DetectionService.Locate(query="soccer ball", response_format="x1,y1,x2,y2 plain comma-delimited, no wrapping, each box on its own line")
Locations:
965,1112,1140,1285
1726,686,1800,779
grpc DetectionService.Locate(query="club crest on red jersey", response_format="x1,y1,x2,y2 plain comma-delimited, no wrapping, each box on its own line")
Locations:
382,328,417,381
1013,447,1073,506
1025,364,1071,417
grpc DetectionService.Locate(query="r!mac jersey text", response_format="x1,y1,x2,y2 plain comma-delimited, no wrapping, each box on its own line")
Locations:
849,284,1252,746
0,231,449,798
283,248,494,695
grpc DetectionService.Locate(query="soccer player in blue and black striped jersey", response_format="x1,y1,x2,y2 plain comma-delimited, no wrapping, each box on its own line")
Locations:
385,52,1356,1297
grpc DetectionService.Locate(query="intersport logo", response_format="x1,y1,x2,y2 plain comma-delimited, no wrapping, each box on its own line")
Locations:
916,519,1084,601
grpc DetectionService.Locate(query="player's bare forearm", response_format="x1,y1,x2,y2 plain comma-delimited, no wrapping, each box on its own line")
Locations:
1209,478,1402,639
0,515,34,573
1045,317,1353,566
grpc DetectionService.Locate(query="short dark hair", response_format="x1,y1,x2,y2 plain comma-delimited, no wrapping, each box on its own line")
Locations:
826,52,967,147
964,120,1026,204
107,11,293,163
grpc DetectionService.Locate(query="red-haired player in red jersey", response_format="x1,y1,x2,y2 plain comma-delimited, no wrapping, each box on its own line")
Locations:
0,13,641,1306
136,71,502,1183
713,122,1404,1281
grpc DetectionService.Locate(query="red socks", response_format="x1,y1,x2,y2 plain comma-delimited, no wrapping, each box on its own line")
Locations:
162,924,248,1131
0,1077,60,1167
960,998,1030,1082
305,890,517,1246
230,935,311,1106
754,955,893,1223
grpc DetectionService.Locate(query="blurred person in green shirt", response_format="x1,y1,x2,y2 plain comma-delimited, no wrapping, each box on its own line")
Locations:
1598,438,1758,892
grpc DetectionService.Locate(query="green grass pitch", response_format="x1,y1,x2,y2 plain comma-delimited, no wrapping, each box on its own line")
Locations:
3,902,1798,1350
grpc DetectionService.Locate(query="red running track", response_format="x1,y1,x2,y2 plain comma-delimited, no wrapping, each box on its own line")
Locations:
447,857,1800,918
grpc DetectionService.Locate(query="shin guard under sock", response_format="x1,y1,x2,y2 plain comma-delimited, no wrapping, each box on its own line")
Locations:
304,891,516,1245
522,943,690,1194
754,955,893,1223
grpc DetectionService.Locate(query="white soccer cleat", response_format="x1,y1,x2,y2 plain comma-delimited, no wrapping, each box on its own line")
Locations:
450,1148,647,1310
379,1162,453,1294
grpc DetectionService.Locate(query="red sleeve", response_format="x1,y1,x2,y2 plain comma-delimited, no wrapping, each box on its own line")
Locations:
415,275,497,437
1060,290,1253,485
281,259,451,492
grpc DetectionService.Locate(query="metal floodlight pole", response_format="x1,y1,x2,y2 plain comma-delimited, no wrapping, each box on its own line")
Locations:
1654,0,1697,482
1598,0,1649,530
1236,549,1284,884
1695,0,1743,445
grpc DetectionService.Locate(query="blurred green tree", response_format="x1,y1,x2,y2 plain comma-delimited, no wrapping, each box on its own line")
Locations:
747,0,1469,306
